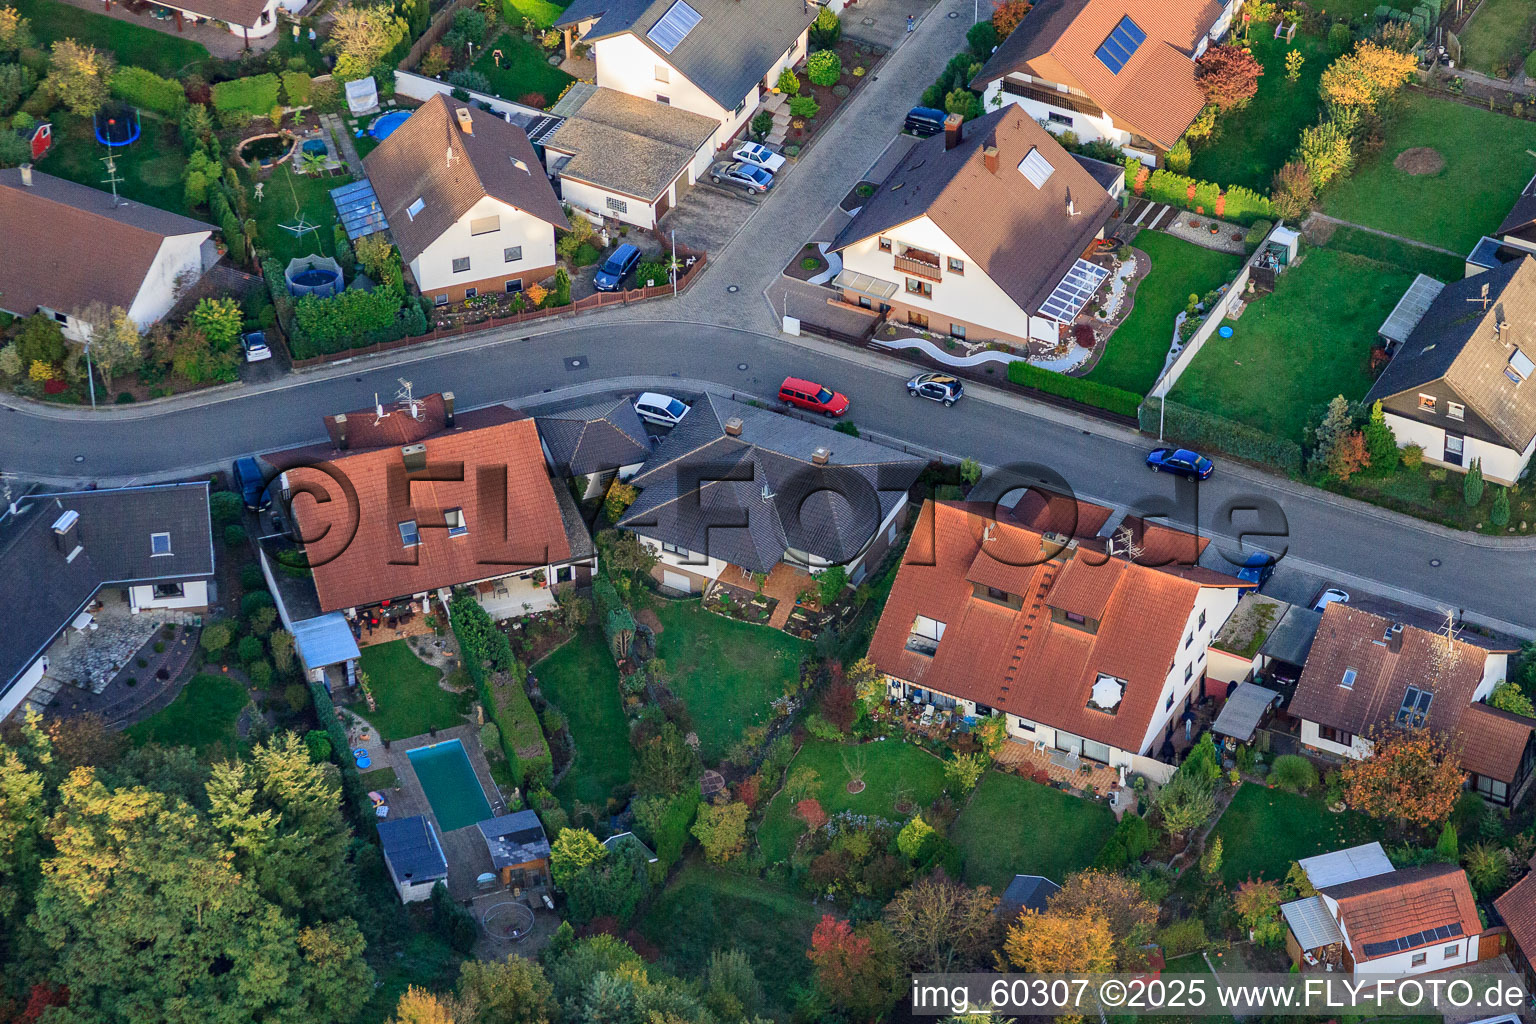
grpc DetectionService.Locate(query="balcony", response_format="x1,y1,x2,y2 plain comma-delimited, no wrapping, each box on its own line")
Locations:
894,250,942,283
1001,78,1106,119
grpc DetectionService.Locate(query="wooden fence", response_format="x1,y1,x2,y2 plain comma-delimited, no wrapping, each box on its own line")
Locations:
398,0,479,72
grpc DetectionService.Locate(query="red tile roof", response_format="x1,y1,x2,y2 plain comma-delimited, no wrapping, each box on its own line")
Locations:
1455,702,1535,784
867,501,1217,753
1321,864,1480,961
287,418,575,612
1495,870,1536,957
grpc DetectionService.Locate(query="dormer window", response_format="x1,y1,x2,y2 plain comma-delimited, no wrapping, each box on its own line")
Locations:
1397,685,1433,727
399,520,420,547
1088,674,1125,714
1506,348,1534,383
150,532,172,556
906,615,946,656
445,508,467,537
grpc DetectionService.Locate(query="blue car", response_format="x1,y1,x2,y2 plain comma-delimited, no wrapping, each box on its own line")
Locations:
232,456,270,510
1236,551,1277,587
593,243,641,292
1146,447,1214,480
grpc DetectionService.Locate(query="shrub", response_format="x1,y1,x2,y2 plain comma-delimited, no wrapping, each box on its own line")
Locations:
237,635,264,665
240,590,274,616
223,523,248,547
806,50,842,87
809,4,841,48
1269,754,1319,793
109,66,184,113
1140,399,1304,475
788,94,819,118
305,730,333,763
1160,917,1208,957
250,661,274,687
1244,219,1274,245
1327,21,1353,51
447,69,490,93
211,490,243,525
967,19,998,59
279,70,310,107
1491,486,1511,527
750,109,774,140
1401,443,1424,469
776,67,800,96
1165,139,1192,173
432,881,478,953
1006,361,1143,417
211,73,280,115
1464,458,1485,506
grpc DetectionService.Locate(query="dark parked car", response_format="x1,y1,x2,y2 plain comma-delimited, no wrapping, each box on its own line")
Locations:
1236,551,1277,587
906,372,964,406
1145,447,1214,480
904,106,947,137
709,160,774,194
232,456,270,510
593,243,641,292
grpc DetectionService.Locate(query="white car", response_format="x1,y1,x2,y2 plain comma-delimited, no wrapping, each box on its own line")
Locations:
634,392,690,428
241,331,272,362
1312,588,1350,612
732,141,786,174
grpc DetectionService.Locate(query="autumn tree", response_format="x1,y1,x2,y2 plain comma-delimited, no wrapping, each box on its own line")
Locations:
457,954,556,1024
796,798,828,831
991,0,1031,38
1234,878,1285,943
47,38,114,116
45,712,127,773
807,914,904,1022
0,717,48,955
1309,395,1365,480
1003,909,1115,972
1196,44,1263,110
391,986,462,1024
329,5,409,82
1049,869,1157,965
1271,160,1315,219
1320,41,1415,114
691,800,749,863
549,827,607,891
0,5,35,55
1342,728,1463,828
1491,681,1536,719
883,876,1002,972
847,657,884,713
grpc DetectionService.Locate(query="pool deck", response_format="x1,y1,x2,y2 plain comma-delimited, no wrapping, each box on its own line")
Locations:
364,724,510,899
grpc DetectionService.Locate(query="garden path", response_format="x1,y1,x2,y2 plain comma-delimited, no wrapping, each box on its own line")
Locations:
321,113,366,177
1302,212,1463,257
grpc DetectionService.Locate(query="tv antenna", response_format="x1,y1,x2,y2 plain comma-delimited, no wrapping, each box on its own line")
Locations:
373,392,389,424
395,378,420,419
1468,282,1491,312
100,151,124,207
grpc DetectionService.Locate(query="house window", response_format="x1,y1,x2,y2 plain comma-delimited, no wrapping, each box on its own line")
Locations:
445,507,468,537
556,565,573,583
1014,717,1036,731
878,236,892,252
606,197,628,214
734,98,746,115
1198,609,1206,629
52,311,68,325
469,215,500,235
950,324,966,339
1446,402,1465,421
1341,668,1357,689
1083,738,1111,763
1411,953,1427,967
150,532,172,556
1476,775,1509,802
1065,611,1086,624
434,294,448,306
948,257,965,274
1397,685,1433,727
153,582,185,599
661,541,690,557
907,311,928,328
1047,111,1074,127
505,279,523,294
1444,944,1459,959
504,246,523,263
655,64,669,82
656,94,670,104
1185,633,1193,648
1418,394,1437,412
1319,724,1354,746
905,278,932,297
452,257,471,274
398,520,420,547
464,287,477,299
1184,664,1193,682
406,197,425,220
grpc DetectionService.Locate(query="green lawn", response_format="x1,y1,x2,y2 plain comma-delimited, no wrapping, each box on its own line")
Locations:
500,0,567,27
127,673,248,754
473,33,574,108
951,770,1118,893
43,113,192,218
637,862,822,1015
1187,27,1329,192
1169,248,1415,442
1460,0,1536,76
360,765,400,790
1209,784,1391,884
1086,232,1246,396
1327,462,1535,535
535,628,632,810
1323,92,1536,253
653,599,808,764
1318,224,1465,282
756,739,948,862
250,162,352,266
12,0,209,76
356,640,468,741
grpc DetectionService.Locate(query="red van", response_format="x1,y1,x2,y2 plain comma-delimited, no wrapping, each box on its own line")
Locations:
778,376,850,417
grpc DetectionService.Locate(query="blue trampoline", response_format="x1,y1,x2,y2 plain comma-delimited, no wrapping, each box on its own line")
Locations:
363,110,410,140
94,105,140,147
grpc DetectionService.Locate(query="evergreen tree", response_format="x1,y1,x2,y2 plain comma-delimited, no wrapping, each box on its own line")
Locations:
1308,395,1353,477
1363,400,1398,470
1464,458,1485,507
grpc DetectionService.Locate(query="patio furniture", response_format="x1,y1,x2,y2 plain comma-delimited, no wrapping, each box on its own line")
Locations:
1048,749,1081,773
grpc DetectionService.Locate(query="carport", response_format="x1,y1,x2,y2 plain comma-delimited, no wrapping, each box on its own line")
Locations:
1212,682,1281,744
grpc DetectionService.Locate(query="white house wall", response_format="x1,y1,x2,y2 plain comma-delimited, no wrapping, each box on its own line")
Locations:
1476,653,1509,701
1383,412,1445,461
127,579,209,613
1300,718,1374,759
1464,434,1529,486
985,76,1132,151
0,657,46,722
638,535,729,590
410,195,556,295
1134,585,1240,755
558,174,660,230
1383,412,1532,485
1351,937,1477,977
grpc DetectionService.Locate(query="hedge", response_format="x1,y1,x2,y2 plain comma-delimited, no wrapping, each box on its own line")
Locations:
1006,361,1144,417
449,593,551,788
110,67,185,113
308,678,377,834
1140,168,1274,226
212,73,281,115
1138,398,1304,475
279,71,311,107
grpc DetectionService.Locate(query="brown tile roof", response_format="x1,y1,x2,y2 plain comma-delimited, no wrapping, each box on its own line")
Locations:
1495,870,1536,956
363,95,569,265
830,107,1117,318
286,418,578,613
162,0,271,28
1291,604,1490,738
972,0,1219,149
1321,864,1480,960
867,501,1209,754
0,168,213,321
1455,702,1535,784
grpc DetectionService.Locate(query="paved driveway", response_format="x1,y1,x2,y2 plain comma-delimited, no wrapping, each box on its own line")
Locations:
844,0,943,48
657,182,761,256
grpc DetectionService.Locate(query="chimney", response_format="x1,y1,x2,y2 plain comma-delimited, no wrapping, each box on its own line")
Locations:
723,416,744,437
1386,622,1404,653
811,446,831,466
401,442,428,472
443,391,456,428
943,113,964,151
455,107,474,135
52,509,82,561
334,413,348,450
982,145,999,174
1066,188,1079,217
19,163,32,187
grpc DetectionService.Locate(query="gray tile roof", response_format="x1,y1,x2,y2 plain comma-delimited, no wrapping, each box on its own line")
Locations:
0,483,215,702
537,396,654,477
477,810,551,869
1497,171,1536,242
999,874,1061,917
1366,256,1536,451
545,86,716,202
362,95,569,265
563,0,816,110
619,395,924,573
831,107,1117,318
379,815,448,885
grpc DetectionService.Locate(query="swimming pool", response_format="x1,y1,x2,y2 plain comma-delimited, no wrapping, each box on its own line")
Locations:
368,110,411,140
407,739,493,832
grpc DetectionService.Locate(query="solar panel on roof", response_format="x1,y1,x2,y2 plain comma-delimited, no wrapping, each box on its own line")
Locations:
648,0,701,53
1094,16,1146,74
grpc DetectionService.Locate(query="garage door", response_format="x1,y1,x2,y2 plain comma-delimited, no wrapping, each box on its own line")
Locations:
662,570,695,593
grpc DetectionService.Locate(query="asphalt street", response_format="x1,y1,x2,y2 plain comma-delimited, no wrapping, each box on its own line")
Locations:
3,320,1533,637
